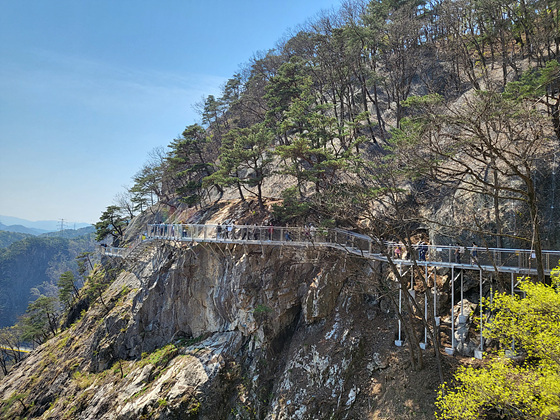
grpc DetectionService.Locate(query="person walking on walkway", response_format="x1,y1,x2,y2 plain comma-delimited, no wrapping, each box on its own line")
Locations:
394,244,402,259
455,243,465,264
419,241,428,261
471,242,478,264
217,223,222,239
226,224,233,239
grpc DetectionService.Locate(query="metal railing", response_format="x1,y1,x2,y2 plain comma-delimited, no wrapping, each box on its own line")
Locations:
146,224,374,254
100,223,560,274
99,245,129,258
384,243,560,274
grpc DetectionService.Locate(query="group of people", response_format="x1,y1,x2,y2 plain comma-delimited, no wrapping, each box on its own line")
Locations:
393,241,428,260
216,222,284,241
214,222,314,243
454,242,478,264
393,240,480,265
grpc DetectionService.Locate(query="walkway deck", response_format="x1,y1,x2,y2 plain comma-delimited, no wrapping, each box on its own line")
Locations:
99,223,557,357
100,223,560,276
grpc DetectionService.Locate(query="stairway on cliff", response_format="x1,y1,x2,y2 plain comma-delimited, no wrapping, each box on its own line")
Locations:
126,238,156,260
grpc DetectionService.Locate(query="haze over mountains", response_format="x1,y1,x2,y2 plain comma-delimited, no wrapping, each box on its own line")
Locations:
0,215,91,235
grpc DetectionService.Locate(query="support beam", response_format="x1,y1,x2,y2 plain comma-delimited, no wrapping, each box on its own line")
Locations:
395,264,404,347
445,265,456,355
420,265,429,349
474,269,484,359
459,270,468,324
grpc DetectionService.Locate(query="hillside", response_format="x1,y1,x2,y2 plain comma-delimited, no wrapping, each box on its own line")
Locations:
0,201,460,419
0,231,33,249
1,0,559,419
39,225,95,239
0,232,96,328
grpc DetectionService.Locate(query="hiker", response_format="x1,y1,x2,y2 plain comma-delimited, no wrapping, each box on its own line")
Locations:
455,243,465,264
309,223,316,242
226,224,233,239
217,223,222,239
419,241,428,261
304,225,311,241
471,242,478,264
394,244,402,259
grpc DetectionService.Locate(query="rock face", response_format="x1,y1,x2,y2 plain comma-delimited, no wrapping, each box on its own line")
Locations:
0,239,443,419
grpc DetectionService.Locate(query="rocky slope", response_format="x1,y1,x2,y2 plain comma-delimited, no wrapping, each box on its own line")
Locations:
0,216,456,419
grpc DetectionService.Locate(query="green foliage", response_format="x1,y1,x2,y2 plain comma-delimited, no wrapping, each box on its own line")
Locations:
503,61,560,102
205,123,274,208
72,370,95,390
435,273,560,419
0,233,95,328
167,124,214,206
0,231,33,249
82,266,113,310
437,358,559,420
273,73,369,195
0,391,28,416
20,295,59,345
57,271,79,310
139,343,178,368
271,186,311,223
94,205,127,244
130,159,163,210
252,304,273,314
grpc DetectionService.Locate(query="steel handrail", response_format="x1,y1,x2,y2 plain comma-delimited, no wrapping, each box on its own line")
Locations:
99,223,560,274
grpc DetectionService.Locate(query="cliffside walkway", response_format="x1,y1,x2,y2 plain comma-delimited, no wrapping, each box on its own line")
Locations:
100,223,560,276
99,223,560,358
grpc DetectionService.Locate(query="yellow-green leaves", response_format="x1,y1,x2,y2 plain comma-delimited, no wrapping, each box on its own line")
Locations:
435,273,560,419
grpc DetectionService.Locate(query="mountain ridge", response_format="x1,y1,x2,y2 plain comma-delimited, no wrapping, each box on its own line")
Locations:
0,215,91,233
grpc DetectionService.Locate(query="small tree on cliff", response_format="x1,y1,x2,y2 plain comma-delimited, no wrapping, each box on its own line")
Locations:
94,205,127,245
0,325,25,375
205,123,274,209
20,295,59,345
57,271,80,310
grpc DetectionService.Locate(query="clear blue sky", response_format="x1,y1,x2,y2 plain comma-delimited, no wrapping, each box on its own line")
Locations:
0,0,340,224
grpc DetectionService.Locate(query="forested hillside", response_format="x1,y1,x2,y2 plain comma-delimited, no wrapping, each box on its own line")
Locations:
0,232,32,249
0,233,96,328
116,0,560,274
1,1,559,418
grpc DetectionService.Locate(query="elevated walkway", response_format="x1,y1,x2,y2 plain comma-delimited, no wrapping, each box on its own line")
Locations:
100,223,560,276
99,223,559,359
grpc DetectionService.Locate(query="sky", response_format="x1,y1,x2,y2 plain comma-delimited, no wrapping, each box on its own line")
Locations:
0,0,341,225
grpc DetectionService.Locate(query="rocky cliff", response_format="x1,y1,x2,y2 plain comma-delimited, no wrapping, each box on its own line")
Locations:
0,228,451,419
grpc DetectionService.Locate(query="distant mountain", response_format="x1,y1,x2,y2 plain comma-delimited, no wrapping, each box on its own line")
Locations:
0,215,91,232
0,222,47,235
39,225,95,239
